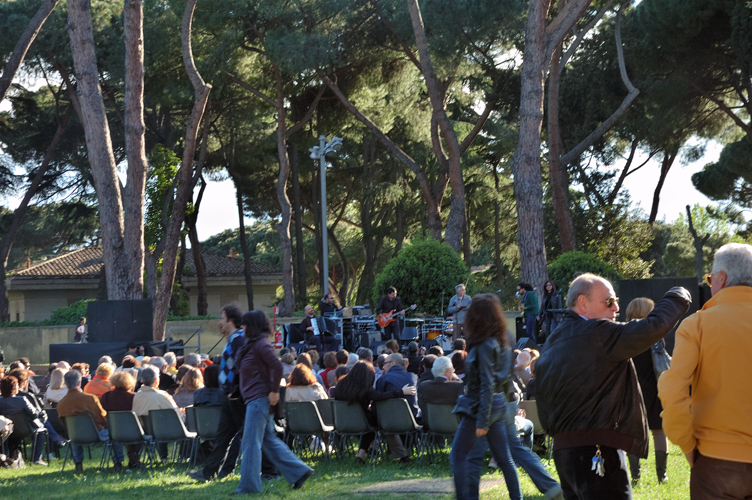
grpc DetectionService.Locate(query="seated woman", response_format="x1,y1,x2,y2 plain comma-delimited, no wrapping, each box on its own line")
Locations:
333,361,415,464
193,364,226,407
294,353,324,386
280,353,296,381
285,364,327,402
172,366,203,408
0,375,48,465
84,363,114,399
44,367,69,406
100,371,141,470
6,368,67,451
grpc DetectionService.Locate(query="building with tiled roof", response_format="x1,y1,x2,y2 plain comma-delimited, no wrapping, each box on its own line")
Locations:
7,246,282,321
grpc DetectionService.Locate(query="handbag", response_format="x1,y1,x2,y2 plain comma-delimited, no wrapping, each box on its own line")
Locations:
651,340,672,380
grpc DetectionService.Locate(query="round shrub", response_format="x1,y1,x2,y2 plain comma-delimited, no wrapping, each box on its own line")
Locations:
372,238,469,318
547,251,622,300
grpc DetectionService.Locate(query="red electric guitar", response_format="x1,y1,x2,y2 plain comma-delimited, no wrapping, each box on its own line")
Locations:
378,304,417,328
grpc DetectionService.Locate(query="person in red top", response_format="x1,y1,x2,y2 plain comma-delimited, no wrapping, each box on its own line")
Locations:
320,351,338,391
83,363,114,398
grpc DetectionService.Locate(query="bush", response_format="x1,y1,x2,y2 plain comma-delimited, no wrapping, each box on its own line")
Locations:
548,251,622,300
372,238,469,318
50,299,94,325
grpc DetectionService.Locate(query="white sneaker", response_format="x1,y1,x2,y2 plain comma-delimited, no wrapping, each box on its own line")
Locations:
47,454,57,461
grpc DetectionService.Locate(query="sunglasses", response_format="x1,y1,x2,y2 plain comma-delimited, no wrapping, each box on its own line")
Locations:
704,273,714,286
604,296,619,308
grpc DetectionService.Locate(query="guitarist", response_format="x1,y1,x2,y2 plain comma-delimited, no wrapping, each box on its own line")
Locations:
447,284,471,339
376,286,404,341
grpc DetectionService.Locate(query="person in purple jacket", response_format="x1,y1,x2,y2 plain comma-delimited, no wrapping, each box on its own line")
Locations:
233,311,313,495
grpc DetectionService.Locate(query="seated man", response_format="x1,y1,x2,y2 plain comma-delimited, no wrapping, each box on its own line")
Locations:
417,356,464,420
375,353,419,418
299,305,338,353
56,370,124,472
132,365,179,461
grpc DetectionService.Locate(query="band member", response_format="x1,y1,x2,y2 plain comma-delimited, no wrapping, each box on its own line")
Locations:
299,305,338,352
447,284,471,339
376,287,403,341
319,293,343,316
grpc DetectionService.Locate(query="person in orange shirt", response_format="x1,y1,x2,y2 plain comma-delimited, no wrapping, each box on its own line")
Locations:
659,243,752,500
83,363,114,399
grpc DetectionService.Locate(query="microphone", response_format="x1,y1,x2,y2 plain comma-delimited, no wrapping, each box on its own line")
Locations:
495,289,502,293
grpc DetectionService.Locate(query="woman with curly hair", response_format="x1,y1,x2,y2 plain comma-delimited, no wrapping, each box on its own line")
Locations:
451,294,521,500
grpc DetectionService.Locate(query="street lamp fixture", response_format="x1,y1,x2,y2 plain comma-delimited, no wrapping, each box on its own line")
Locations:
309,135,343,296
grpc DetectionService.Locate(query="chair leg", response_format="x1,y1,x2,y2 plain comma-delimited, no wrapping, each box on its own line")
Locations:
60,444,70,474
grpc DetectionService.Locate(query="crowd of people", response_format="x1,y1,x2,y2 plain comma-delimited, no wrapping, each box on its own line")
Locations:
2,242,751,499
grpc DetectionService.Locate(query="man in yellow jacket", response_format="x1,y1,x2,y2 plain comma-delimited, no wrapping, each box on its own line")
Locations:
659,243,752,500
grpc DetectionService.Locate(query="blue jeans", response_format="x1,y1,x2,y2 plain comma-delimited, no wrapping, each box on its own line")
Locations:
504,402,559,495
71,429,123,465
525,315,537,343
451,395,521,500
235,397,311,494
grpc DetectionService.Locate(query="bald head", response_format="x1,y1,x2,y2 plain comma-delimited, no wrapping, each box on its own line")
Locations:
568,274,619,321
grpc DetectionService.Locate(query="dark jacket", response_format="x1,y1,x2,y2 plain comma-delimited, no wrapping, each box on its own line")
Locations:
454,338,513,430
0,395,43,426
100,388,136,412
375,364,418,416
406,354,423,375
333,386,404,428
193,387,227,407
417,376,464,418
238,336,283,403
535,287,691,458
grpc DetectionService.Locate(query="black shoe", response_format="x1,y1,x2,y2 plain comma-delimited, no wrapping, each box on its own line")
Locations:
399,457,412,464
74,462,83,473
354,457,366,465
113,463,123,473
293,469,313,490
187,469,209,482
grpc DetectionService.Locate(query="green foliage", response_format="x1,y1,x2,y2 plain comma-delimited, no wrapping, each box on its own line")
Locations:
548,251,622,298
692,137,752,208
372,238,469,317
145,145,181,248
200,221,282,269
1,299,94,327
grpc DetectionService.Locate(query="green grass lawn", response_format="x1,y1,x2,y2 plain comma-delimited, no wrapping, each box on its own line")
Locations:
0,443,690,499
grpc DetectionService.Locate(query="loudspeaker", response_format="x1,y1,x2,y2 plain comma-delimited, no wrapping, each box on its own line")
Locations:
515,317,525,342
86,300,153,343
370,341,387,355
516,337,539,351
419,339,438,351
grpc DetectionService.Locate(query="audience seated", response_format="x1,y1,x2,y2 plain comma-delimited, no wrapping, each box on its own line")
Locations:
84,363,114,399
285,365,328,402
417,355,437,383
417,356,464,419
0,374,50,465
100,371,140,469
45,367,69,406
320,352,338,392
193,365,226,407
405,342,423,375
295,353,324,386
450,350,467,381
375,353,419,418
173,366,203,408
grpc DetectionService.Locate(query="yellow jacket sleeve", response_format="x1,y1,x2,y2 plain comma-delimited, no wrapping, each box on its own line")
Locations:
657,316,700,454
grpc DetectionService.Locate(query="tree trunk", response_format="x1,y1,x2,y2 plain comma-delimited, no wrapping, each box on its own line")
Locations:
0,105,71,320
463,204,472,265
233,177,254,311
510,0,551,288
547,43,577,252
0,0,60,103
493,166,503,284
648,148,678,224
358,137,378,305
407,0,465,251
68,0,131,301
170,234,187,316
394,200,404,256
328,230,349,307
122,0,147,300
152,0,211,340
273,67,295,317
291,144,307,309
187,182,208,316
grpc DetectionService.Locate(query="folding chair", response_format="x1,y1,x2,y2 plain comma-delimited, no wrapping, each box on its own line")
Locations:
190,405,222,466
60,414,104,473
375,398,423,462
8,413,47,463
285,401,333,462
331,400,376,462
315,399,334,427
423,403,459,461
148,408,197,465
104,411,155,469
184,406,198,433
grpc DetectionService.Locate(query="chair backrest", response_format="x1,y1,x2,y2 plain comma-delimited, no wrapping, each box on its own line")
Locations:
63,414,101,446
193,406,222,440
425,403,459,435
8,413,35,439
148,408,191,441
107,411,146,444
45,408,66,436
400,327,419,341
184,406,198,433
332,400,371,434
518,400,543,433
140,414,154,436
315,399,334,427
375,399,420,433
286,401,327,435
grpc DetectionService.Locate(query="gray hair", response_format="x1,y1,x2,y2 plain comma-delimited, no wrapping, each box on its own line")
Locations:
387,353,404,366
712,243,752,287
567,273,604,309
64,369,82,389
456,284,465,291
149,357,167,372
98,356,114,367
432,356,454,378
163,352,177,366
184,353,201,367
140,365,159,387
358,348,373,361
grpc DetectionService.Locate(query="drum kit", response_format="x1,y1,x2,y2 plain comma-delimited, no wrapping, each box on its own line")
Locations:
412,317,453,350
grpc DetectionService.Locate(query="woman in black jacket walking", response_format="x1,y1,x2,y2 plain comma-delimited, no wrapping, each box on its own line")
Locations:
450,294,521,500
538,281,562,340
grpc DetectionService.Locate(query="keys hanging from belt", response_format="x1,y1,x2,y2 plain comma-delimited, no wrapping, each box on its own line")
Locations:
591,445,605,477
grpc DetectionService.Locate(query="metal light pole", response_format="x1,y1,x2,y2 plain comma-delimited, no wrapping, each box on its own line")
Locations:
309,135,343,296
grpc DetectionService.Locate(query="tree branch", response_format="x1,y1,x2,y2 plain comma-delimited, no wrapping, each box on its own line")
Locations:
460,104,492,154
285,85,325,139
226,72,278,109
545,0,593,62
559,0,615,72
691,82,752,142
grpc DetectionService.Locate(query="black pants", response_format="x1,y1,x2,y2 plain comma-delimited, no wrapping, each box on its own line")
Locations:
383,322,400,341
553,445,632,500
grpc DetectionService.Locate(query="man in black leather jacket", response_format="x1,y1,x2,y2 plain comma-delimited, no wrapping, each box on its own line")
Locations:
535,274,691,500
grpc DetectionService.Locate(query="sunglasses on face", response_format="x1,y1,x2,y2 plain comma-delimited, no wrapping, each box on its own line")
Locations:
704,273,714,286
604,296,619,308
